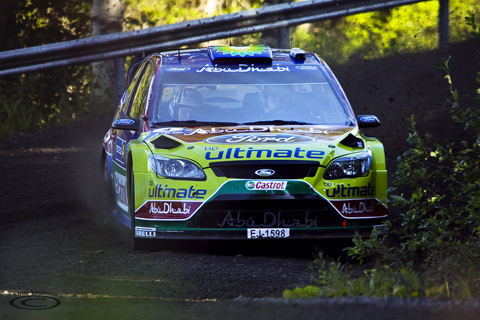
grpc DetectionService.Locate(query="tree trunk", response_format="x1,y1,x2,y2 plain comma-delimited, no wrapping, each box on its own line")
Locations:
0,0,19,51
92,0,125,109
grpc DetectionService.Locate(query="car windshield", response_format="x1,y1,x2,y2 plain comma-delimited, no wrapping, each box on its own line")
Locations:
150,65,354,126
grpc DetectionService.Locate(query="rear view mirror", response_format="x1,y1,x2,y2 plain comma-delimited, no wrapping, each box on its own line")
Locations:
356,115,381,128
111,118,140,131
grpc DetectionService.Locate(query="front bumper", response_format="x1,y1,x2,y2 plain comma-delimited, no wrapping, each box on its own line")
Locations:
136,226,382,240
132,179,386,240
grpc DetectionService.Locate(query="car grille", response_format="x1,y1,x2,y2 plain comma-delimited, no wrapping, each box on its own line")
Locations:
209,160,320,179
186,198,342,229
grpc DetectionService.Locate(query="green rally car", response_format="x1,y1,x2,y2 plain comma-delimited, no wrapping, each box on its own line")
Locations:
102,45,387,249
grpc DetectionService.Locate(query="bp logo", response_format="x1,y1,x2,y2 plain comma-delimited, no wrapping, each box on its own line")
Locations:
211,45,270,57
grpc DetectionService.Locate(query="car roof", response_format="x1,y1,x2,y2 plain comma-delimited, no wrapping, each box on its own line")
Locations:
125,46,326,85
153,46,323,67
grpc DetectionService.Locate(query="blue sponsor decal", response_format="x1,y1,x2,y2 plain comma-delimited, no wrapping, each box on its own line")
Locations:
115,138,126,164
114,118,135,125
165,67,191,72
120,91,127,105
205,147,324,160
295,66,318,70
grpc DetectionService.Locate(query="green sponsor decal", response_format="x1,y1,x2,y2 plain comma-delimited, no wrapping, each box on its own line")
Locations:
211,45,270,57
214,180,319,195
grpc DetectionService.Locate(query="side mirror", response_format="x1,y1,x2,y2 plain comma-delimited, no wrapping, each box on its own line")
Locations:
112,118,140,131
356,115,381,128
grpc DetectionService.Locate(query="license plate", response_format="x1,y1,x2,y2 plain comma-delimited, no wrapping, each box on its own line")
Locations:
247,228,290,239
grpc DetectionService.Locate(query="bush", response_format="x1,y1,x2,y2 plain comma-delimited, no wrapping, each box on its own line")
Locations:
347,13,480,282
285,13,480,300
284,254,428,299
0,0,95,139
0,67,96,139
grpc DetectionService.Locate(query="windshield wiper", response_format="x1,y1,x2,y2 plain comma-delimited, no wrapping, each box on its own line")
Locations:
243,120,316,125
152,120,242,127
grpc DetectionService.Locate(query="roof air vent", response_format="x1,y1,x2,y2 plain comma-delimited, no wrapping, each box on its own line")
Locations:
208,46,273,64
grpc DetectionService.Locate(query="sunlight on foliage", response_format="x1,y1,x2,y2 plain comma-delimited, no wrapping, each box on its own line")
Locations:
283,253,450,299
125,0,262,30
124,0,479,62
292,0,480,63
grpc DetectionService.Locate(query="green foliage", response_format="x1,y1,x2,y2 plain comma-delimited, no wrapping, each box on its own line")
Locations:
0,67,97,138
124,0,264,48
286,12,480,300
292,0,480,64
284,252,479,299
125,0,262,31
465,12,479,37
345,12,480,295
8,0,92,49
283,253,452,299
0,0,97,138
125,0,479,58
347,56,480,273
0,96,36,138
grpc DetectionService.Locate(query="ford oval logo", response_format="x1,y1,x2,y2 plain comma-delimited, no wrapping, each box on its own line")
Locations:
359,116,377,123
255,169,275,177
114,118,135,125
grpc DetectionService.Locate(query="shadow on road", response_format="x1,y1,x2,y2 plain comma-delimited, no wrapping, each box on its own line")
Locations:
134,238,354,261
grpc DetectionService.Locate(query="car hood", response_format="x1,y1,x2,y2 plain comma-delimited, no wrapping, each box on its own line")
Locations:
141,125,365,167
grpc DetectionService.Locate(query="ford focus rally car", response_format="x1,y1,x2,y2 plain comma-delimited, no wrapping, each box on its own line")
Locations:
102,45,387,249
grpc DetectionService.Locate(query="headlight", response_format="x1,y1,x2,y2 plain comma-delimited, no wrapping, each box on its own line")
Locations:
324,150,372,179
148,155,206,180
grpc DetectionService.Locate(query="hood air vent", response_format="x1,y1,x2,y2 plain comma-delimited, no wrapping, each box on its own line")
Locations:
151,136,182,149
340,134,364,149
